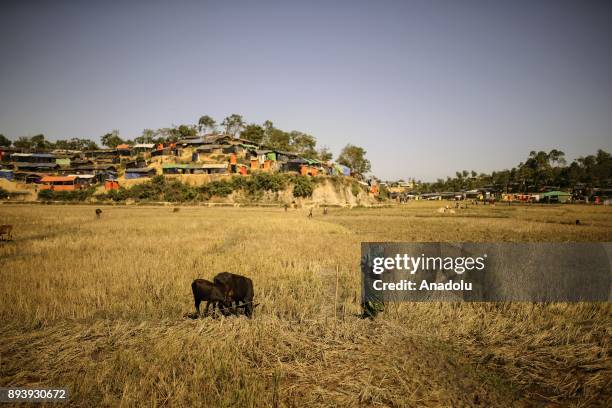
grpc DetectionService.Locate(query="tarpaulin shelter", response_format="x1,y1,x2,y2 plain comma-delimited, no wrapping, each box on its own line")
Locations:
104,180,120,190
40,176,79,191
55,158,71,167
11,153,56,163
125,167,156,179
540,191,572,203
0,169,14,181
15,162,60,172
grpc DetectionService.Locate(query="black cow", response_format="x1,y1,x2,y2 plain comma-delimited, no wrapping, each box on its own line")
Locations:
95,208,102,219
191,279,229,317
213,272,255,318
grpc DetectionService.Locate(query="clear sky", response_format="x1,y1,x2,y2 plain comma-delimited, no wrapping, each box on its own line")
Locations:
1,0,610,181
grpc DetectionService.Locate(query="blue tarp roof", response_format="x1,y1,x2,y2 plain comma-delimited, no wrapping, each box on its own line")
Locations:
0,169,14,180
125,167,156,173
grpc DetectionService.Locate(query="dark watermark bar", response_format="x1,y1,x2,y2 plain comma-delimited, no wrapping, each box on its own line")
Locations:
361,243,612,302
0,388,69,403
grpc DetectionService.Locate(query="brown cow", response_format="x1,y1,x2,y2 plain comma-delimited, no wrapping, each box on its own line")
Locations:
191,279,230,317
0,225,13,241
213,272,255,318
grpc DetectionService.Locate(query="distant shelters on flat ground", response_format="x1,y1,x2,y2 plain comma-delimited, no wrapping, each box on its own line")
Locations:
383,181,611,205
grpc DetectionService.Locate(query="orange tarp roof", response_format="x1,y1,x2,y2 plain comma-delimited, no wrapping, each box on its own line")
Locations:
40,176,77,183
116,144,130,149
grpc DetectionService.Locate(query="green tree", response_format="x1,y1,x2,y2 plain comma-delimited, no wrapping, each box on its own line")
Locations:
30,134,51,149
135,129,157,144
13,137,32,149
337,144,371,174
0,134,11,147
101,130,124,148
156,128,179,143
81,139,99,150
198,115,216,134
266,128,292,151
241,124,265,144
548,149,566,166
290,131,318,158
318,146,333,162
221,114,245,137
54,138,99,150
176,125,197,139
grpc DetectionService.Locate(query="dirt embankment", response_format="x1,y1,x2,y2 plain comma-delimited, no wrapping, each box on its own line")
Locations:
0,179,37,201
1,177,380,207
219,179,379,207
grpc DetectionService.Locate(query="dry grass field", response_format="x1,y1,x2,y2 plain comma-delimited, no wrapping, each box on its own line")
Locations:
0,202,610,407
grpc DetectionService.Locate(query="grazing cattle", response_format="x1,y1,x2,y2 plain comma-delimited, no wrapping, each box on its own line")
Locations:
323,207,328,215
213,272,255,318
0,225,13,241
173,207,180,213
95,208,102,219
191,279,229,317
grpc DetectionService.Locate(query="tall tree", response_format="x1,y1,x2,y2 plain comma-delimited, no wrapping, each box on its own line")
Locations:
135,129,157,144
318,146,333,162
198,115,216,134
156,128,178,143
337,144,371,174
290,131,318,159
266,128,292,151
548,149,566,166
221,114,245,137
13,137,32,149
30,134,51,149
0,134,11,147
101,130,124,148
54,138,99,150
174,125,197,139
241,124,265,144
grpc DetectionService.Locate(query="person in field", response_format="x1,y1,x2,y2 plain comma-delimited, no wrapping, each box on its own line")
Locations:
0,224,13,241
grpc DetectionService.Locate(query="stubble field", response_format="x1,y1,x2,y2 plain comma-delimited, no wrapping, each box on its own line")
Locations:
0,202,610,407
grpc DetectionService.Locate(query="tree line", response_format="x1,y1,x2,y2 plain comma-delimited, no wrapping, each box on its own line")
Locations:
417,149,611,192
0,113,372,174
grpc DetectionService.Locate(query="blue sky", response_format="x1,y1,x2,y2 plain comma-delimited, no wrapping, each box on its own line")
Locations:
1,0,610,181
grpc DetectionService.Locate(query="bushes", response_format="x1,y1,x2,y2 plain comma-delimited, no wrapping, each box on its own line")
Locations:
200,180,234,199
98,177,200,202
292,176,314,198
163,180,198,202
252,172,287,192
97,188,130,202
38,188,96,201
229,172,289,198
351,182,361,198
377,184,390,201
39,172,324,203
